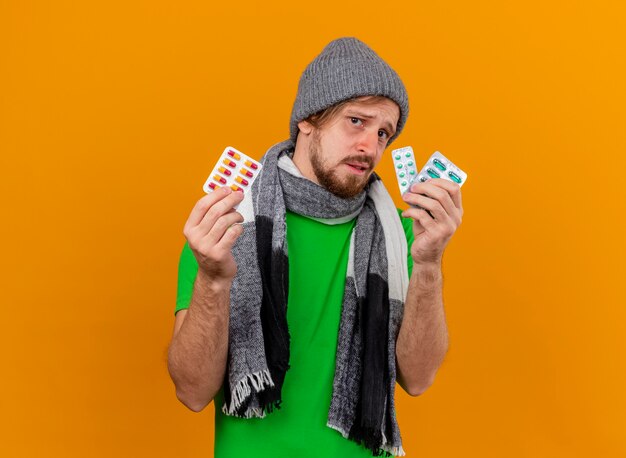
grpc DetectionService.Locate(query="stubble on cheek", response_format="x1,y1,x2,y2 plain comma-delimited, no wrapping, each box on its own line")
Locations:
309,133,370,199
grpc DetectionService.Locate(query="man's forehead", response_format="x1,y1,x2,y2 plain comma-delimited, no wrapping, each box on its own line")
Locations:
340,98,401,129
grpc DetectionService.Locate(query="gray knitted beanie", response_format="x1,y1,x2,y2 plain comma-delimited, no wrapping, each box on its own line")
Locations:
289,37,409,145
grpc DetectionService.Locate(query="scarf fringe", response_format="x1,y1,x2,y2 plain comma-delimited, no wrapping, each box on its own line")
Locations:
326,422,406,457
221,369,275,417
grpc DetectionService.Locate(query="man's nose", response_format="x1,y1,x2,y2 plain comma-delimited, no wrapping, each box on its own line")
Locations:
357,129,379,156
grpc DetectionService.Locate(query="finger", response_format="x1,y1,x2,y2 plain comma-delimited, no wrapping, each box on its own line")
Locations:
425,180,463,224
407,181,456,217
214,221,245,252
403,204,436,228
196,190,245,235
401,208,425,232
426,179,463,211
411,207,438,230
203,211,245,247
411,178,463,214
407,203,435,219
185,187,233,229
403,192,451,223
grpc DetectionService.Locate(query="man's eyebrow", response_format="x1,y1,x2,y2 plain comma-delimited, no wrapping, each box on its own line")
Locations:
345,110,397,135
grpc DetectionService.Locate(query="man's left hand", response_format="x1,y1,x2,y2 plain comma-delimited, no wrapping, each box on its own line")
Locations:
401,178,463,265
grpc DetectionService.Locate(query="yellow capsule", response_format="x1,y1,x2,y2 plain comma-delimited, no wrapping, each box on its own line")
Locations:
245,160,258,170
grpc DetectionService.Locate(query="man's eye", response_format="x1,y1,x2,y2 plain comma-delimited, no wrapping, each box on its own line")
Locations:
378,130,390,139
350,117,363,126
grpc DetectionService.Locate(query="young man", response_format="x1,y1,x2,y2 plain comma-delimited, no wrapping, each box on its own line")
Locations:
168,37,463,457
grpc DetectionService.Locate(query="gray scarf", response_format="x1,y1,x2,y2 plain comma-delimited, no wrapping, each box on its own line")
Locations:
222,139,410,456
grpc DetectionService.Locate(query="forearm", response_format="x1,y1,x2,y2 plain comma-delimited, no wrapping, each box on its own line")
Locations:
167,271,230,411
396,261,448,396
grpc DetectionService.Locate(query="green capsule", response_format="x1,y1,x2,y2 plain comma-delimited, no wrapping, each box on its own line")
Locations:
407,161,414,166
448,171,462,183
394,154,401,160
405,152,411,158
409,170,415,175
433,158,447,171
401,181,407,186
399,172,405,178
427,168,440,179
396,163,403,169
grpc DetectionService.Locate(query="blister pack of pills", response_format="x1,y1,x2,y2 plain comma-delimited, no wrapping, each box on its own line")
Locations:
391,147,467,196
391,146,420,195
202,146,262,194
415,151,467,187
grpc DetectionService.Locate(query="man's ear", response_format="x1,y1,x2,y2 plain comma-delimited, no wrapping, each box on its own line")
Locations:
297,120,314,135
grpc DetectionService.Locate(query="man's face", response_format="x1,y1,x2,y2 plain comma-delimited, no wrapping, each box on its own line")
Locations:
306,97,400,198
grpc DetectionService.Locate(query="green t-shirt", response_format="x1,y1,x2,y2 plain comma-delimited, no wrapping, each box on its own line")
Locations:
175,209,415,457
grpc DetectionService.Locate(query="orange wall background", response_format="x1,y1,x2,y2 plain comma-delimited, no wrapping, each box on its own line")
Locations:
1,1,625,457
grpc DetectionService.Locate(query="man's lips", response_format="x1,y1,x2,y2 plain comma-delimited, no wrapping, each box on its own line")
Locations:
344,162,371,174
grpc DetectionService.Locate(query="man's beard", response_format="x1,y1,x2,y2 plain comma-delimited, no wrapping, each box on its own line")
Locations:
309,130,373,199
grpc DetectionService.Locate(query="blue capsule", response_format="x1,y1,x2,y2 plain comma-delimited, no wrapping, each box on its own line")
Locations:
426,168,440,179
448,171,462,184
433,158,447,171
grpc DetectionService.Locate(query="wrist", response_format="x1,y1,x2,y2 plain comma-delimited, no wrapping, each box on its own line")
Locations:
195,269,232,294
410,247,444,267
411,260,442,284
412,257,442,270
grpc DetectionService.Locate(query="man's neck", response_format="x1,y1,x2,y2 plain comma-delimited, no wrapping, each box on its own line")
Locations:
291,136,319,185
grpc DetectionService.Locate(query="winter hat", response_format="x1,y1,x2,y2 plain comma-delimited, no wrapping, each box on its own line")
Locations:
289,37,409,145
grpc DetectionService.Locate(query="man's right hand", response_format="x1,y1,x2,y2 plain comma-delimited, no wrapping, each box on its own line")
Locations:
183,187,245,282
